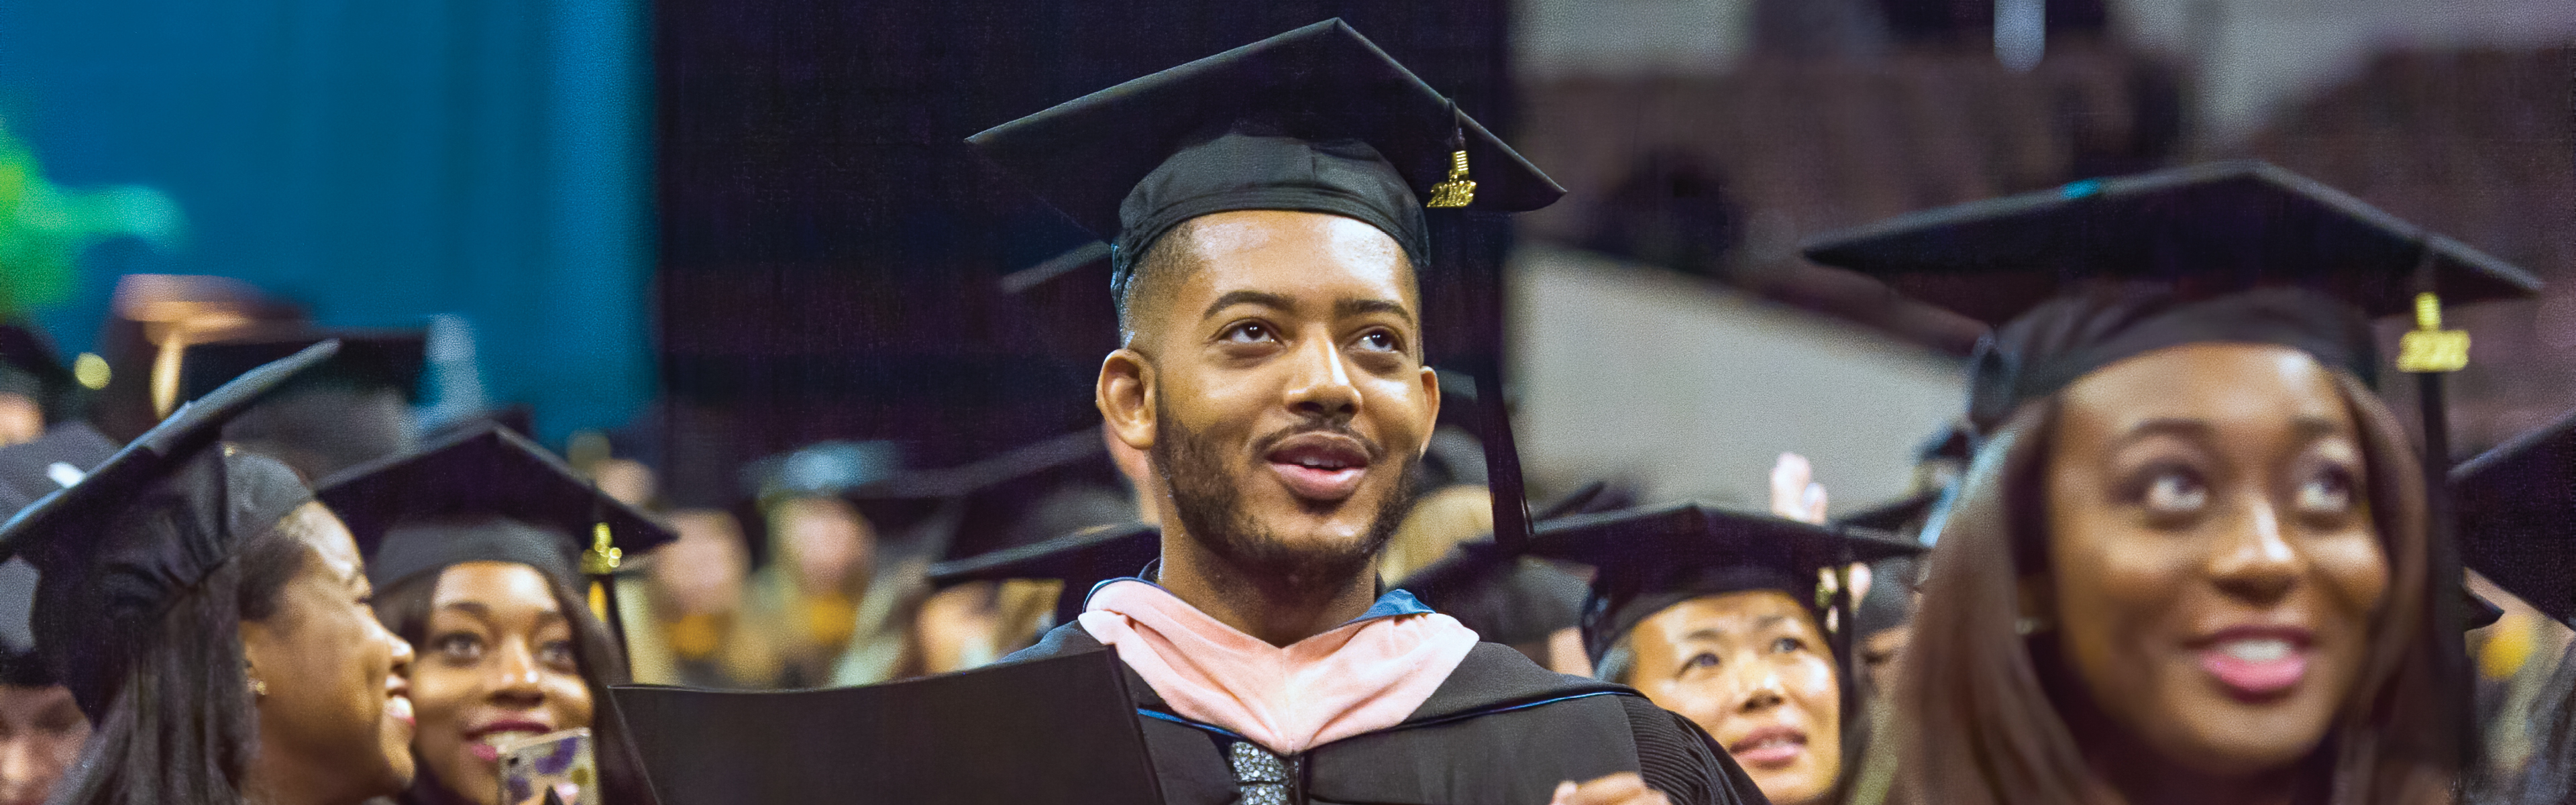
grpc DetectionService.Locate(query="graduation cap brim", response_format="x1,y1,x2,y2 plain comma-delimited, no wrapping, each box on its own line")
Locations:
967,17,1564,242
0,341,341,558
926,521,1158,625
315,422,677,582
1528,502,1924,578
607,649,1163,805
2452,409,2576,624
178,329,429,402
1801,161,2543,327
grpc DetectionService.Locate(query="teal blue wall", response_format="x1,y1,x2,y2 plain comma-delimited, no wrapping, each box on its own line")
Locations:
0,0,653,440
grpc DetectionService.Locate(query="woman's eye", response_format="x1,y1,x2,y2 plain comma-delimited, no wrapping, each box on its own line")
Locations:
1221,322,1275,344
434,633,486,661
1685,652,1721,670
539,641,579,669
2141,469,2209,515
1770,636,1805,654
2296,466,2357,515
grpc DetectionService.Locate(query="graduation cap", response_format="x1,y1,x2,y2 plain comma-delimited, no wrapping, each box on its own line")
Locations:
172,328,429,407
2452,410,2576,625
0,424,119,689
968,17,1565,553
606,649,1163,805
1387,482,1629,646
162,328,431,481
315,422,678,649
925,521,1158,627
1524,502,1923,665
0,341,339,718
1803,161,2541,327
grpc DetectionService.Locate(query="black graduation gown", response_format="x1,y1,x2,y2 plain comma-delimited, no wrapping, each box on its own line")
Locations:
1006,623,1766,805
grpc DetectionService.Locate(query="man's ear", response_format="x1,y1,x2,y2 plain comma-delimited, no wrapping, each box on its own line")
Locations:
1099,348,1157,451
1417,365,1441,458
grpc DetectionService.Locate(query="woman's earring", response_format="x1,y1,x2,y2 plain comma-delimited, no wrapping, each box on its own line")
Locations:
250,678,268,697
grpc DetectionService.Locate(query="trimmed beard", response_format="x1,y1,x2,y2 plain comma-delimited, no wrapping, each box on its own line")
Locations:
1152,400,1422,600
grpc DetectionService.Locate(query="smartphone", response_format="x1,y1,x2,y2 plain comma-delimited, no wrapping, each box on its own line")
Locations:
496,728,596,805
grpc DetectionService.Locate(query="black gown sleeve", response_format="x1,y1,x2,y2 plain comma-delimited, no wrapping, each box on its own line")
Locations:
1621,695,1772,805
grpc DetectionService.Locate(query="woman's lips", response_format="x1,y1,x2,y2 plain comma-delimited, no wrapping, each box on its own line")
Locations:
464,718,558,765
386,694,416,731
1725,726,1808,767
2195,629,2311,699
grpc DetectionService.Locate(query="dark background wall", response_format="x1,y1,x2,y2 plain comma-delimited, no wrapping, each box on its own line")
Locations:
651,0,1515,504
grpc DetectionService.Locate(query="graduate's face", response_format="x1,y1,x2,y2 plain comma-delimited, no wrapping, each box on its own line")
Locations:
2041,343,2387,777
0,393,38,448
773,496,874,594
409,562,594,805
1104,210,1439,586
241,503,419,801
0,684,86,805
1626,591,1841,805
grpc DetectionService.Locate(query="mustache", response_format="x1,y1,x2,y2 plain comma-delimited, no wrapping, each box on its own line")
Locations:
1250,418,1386,462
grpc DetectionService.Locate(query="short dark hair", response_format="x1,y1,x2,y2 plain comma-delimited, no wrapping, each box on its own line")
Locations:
1114,219,1205,345
49,512,308,805
372,561,646,805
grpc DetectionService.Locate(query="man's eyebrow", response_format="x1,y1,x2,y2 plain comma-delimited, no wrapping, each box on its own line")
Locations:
1334,297,1415,326
1201,290,1297,321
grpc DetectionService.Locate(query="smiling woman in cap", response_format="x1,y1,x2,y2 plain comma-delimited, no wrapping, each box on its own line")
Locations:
315,421,676,805
0,340,419,805
1805,162,2538,805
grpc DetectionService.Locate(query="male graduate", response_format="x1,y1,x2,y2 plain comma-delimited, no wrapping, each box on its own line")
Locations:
969,19,1760,805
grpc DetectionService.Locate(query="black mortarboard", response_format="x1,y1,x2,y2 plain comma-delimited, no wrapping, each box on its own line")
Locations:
971,18,1565,555
969,17,1562,288
315,422,678,592
0,341,339,718
607,649,1163,805
176,329,429,403
2452,411,2576,625
0,425,121,688
1524,502,1923,665
862,429,1125,564
1803,161,2541,327
926,521,1159,626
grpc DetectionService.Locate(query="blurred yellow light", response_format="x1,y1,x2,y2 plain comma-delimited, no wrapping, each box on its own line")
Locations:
71,353,109,390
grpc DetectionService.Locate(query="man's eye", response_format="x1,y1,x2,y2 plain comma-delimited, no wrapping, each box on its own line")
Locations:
1221,323,1275,343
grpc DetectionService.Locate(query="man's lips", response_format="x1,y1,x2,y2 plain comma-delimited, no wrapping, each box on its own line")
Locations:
2192,626,2312,700
1725,725,1808,767
1263,433,1373,502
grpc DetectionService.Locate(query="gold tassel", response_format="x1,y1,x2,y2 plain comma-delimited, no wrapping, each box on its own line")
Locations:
581,523,622,623
1426,150,1475,209
2396,292,2469,373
